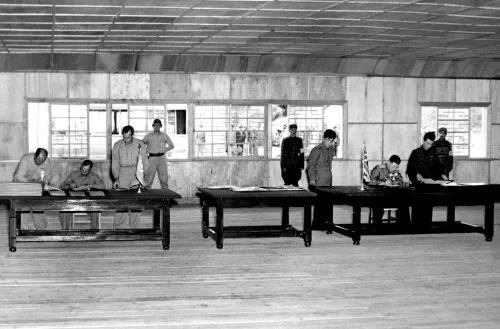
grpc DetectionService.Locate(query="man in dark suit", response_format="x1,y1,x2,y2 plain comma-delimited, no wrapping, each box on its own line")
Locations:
280,124,304,186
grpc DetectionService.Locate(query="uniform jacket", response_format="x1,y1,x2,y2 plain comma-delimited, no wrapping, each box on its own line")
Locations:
369,164,404,185
112,138,149,180
432,139,453,175
306,143,334,186
280,136,304,169
406,146,443,185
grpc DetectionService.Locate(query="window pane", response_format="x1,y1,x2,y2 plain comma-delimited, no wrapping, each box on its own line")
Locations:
271,105,288,158
470,107,487,158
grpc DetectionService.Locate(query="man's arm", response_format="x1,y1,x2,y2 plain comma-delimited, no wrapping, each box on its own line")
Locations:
306,147,320,185
14,156,31,182
164,134,175,152
280,139,287,169
42,158,53,184
59,172,74,190
406,151,417,184
369,167,383,185
90,173,106,190
299,138,305,170
111,143,120,180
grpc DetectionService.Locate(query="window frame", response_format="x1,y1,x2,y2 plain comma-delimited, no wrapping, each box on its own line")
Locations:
419,102,491,159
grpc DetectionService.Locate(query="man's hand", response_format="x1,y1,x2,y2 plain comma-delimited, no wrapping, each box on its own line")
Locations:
384,179,392,186
113,182,119,189
70,182,77,188
309,180,316,186
442,174,448,180
416,173,423,182
282,168,287,172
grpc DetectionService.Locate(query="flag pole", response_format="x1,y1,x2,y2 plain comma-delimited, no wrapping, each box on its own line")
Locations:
360,143,365,191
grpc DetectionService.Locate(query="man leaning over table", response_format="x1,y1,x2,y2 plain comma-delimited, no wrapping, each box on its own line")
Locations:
306,129,337,231
13,148,53,230
112,125,149,229
59,159,106,230
369,154,411,233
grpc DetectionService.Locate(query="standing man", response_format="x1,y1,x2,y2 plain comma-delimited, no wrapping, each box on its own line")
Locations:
369,155,411,232
280,123,304,186
59,159,106,230
142,119,174,189
307,129,337,231
406,131,443,232
433,127,453,180
235,123,247,156
112,125,149,229
14,148,53,229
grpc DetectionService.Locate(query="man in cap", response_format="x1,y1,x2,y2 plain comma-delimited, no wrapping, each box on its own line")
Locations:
433,127,453,180
280,123,304,186
142,119,175,189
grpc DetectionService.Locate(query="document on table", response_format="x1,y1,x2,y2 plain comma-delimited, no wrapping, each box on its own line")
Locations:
69,190,86,196
88,190,105,196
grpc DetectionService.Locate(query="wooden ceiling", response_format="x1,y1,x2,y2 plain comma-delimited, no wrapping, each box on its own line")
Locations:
1,0,500,60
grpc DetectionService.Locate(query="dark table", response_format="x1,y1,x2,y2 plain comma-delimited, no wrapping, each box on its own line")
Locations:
1,189,182,252
197,187,316,249
315,184,499,245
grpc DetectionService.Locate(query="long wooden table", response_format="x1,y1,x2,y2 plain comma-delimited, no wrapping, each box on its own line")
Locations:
197,187,316,249
315,184,499,245
1,189,182,252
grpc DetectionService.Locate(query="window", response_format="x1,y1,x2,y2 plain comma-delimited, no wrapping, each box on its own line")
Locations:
29,102,107,159
194,104,265,157
29,102,188,159
271,104,343,158
111,103,188,159
421,105,488,157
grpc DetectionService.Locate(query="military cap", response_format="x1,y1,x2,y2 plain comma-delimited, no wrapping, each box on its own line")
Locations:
438,127,447,134
152,119,162,126
289,124,298,129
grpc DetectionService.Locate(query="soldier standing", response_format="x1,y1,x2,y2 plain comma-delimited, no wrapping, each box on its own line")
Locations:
280,124,304,186
433,127,453,180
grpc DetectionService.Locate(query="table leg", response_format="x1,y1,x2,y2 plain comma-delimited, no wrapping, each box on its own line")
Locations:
202,201,209,238
485,202,494,242
282,206,289,228
162,199,170,250
352,206,361,245
8,201,17,252
303,203,312,247
326,200,334,234
216,200,224,249
153,208,161,231
447,205,455,233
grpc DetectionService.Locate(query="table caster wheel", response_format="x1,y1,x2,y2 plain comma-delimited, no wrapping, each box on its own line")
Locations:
304,242,311,247
203,233,209,238
216,244,223,249
162,245,169,250
353,241,360,245
486,237,492,242
326,230,332,235
9,247,16,252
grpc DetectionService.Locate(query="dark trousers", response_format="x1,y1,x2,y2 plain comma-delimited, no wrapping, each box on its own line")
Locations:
308,185,331,231
372,207,411,232
411,206,433,233
281,168,301,187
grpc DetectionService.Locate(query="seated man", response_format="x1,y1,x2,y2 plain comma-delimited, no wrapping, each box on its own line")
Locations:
59,160,106,230
14,148,53,230
369,155,410,232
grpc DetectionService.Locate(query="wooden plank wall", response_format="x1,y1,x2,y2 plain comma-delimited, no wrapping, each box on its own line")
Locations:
0,72,498,197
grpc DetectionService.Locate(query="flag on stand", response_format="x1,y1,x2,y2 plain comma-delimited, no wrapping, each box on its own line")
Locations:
361,144,370,185
136,144,145,187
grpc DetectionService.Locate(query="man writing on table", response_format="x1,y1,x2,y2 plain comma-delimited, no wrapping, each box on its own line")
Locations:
59,160,106,230
407,131,446,232
142,119,174,189
13,148,53,229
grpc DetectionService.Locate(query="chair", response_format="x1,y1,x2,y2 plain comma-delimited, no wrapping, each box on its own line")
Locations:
368,208,397,225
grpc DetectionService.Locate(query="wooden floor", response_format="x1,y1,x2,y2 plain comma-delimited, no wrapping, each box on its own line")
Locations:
1,204,500,329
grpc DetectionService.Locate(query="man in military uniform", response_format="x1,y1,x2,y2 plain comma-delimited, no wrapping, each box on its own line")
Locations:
280,123,304,186
433,127,453,180
306,129,337,231
406,131,443,232
369,154,410,232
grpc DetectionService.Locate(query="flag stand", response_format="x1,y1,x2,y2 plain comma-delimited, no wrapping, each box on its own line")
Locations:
360,143,368,191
